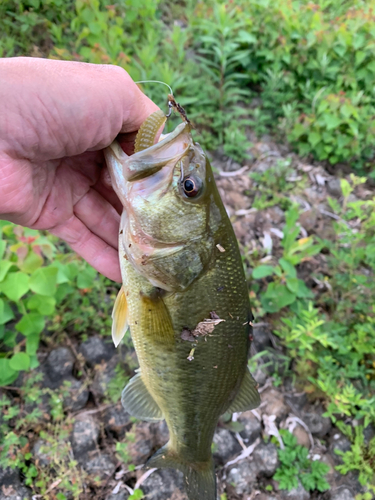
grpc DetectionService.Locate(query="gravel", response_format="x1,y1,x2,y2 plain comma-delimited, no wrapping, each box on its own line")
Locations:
71,415,99,459
280,480,310,500
252,442,279,477
62,377,89,411
238,411,262,444
33,439,52,467
213,427,242,464
78,336,116,366
102,403,130,439
141,469,187,500
329,434,352,465
226,460,257,495
45,347,74,383
0,486,31,500
84,453,116,478
302,408,332,438
331,487,355,500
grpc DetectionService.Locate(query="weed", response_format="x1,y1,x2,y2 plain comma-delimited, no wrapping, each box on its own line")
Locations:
334,422,375,498
273,430,330,492
252,205,321,313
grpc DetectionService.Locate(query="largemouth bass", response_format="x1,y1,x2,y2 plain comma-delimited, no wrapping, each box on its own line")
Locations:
104,110,260,500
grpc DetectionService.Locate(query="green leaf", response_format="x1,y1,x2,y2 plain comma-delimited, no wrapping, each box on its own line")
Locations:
16,313,45,336
27,295,56,315
261,283,296,313
9,352,30,371
323,114,341,130
29,266,58,296
0,358,17,385
26,333,40,356
308,131,321,147
296,279,314,298
0,299,15,325
0,260,14,282
279,258,297,278
0,241,6,260
29,355,39,370
0,272,30,301
252,265,275,279
286,277,299,294
19,251,43,274
77,265,97,289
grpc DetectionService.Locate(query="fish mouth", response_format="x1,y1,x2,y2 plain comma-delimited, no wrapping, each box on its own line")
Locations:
105,122,192,185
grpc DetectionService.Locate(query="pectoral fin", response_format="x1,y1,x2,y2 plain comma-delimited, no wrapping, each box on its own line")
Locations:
226,368,260,414
122,372,163,421
112,286,128,348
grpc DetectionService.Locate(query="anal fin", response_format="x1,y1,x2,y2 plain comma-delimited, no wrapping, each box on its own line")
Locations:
122,372,163,421
226,368,260,414
112,286,128,348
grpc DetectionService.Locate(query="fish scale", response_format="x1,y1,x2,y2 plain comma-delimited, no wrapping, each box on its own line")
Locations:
104,112,260,500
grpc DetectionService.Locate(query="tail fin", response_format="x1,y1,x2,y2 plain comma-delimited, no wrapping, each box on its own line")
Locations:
147,443,217,500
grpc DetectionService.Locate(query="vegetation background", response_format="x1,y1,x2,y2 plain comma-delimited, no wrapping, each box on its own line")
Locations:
0,0,375,499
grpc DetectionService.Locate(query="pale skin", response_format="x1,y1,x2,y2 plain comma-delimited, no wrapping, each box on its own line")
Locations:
0,57,159,282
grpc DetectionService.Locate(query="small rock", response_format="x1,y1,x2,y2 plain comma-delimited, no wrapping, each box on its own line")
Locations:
280,479,310,500
107,492,129,500
0,466,20,486
292,425,310,448
299,208,318,234
253,442,279,477
141,469,187,500
79,336,116,366
329,434,351,465
33,439,52,467
71,415,99,459
303,409,331,438
252,325,272,352
251,357,268,386
226,460,257,495
238,411,262,444
154,420,170,447
364,424,375,446
84,453,116,478
45,347,74,382
213,428,242,464
0,486,31,500
128,422,157,464
331,487,355,500
262,388,288,419
91,356,119,398
284,392,307,413
102,403,130,439
327,178,342,198
63,377,89,412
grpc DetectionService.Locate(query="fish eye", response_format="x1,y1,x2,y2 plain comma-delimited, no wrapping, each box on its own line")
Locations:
182,176,201,197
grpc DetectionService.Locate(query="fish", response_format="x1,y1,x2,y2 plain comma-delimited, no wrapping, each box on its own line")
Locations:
104,109,260,500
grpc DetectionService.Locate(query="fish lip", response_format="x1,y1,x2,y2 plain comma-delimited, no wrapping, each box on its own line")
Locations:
124,122,192,182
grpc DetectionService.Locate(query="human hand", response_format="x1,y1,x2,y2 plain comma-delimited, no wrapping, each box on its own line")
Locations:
0,57,159,281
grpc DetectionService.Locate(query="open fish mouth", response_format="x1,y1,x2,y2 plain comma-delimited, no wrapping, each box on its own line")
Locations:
105,121,192,185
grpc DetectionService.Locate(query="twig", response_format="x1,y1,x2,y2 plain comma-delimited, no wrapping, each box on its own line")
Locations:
134,468,157,490
284,414,314,449
224,437,261,468
73,403,115,417
219,166,250,177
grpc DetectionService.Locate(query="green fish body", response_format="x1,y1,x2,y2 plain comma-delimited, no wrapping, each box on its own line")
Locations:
104,111,260,500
